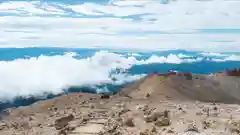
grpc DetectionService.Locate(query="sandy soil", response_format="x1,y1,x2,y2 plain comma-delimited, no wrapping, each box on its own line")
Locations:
1,70,240,135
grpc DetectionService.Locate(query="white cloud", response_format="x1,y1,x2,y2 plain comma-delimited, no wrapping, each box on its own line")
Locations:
0,0,240,52
0,51,134,100
0,1,65,15
0,51,208,101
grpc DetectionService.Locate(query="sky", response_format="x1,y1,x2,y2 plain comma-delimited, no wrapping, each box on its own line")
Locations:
0,0,240,52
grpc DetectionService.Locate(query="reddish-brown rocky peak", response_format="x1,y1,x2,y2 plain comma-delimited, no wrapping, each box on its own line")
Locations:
225,68,240,77
147,70,179,78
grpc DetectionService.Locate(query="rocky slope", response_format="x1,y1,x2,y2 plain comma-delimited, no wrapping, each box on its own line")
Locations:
0,69,240,135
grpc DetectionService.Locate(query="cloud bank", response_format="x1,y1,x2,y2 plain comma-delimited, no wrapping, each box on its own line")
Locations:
0,49,240,101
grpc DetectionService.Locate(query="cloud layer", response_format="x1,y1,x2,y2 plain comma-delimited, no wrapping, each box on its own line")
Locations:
0,0,240,52
1,49,240,101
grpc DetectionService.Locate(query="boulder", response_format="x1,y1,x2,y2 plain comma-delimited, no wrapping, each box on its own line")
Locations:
154,117,171,127
123,117,135,127
0,121,7,130
54,114,74,130
144,111,165,123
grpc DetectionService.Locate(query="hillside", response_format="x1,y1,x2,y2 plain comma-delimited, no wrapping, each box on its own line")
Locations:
120,69,240,104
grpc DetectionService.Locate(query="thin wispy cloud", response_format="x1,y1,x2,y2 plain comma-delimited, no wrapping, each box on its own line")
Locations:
0,0,240,52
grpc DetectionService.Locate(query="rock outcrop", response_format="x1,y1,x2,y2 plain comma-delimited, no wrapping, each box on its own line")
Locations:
225,68,240,77
121,70,240,104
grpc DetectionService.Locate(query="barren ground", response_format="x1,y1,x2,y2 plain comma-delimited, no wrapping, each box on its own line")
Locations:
1,72,240,135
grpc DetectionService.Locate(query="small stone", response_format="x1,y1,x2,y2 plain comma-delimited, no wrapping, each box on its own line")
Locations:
196,111,203,116
144,115,156,123
53,111,60,116
116,103,125,108
119,107,130,115
231,128,240,134
144,111,166,123
140,126,157,135
0,122,7,130
136,104,149,112
57,129,67,135
229,120,240,134
139,129,153,135
10,121,19,129
178,107,183,110
151,126,157,133
139,130,149,135
203,119,217,129
162,128,167,131
203,107,210,116
81,114,90,123
154,117,171,127
29,116,34,121
47,123,54,127
139,131,147,135
163,110,169,118
123,117,135,127
144,108,156,116
167,128,174,133
65,106,71,110
68,120,81,128
80,101,86,104
100,94,110,99
89,104,94,109
101,118,121,134
145,93,151,98
51,107,58,111
184,124,200,133
36,123,42,127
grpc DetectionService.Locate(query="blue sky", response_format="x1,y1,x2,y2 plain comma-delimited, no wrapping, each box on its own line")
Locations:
0,0,240,52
